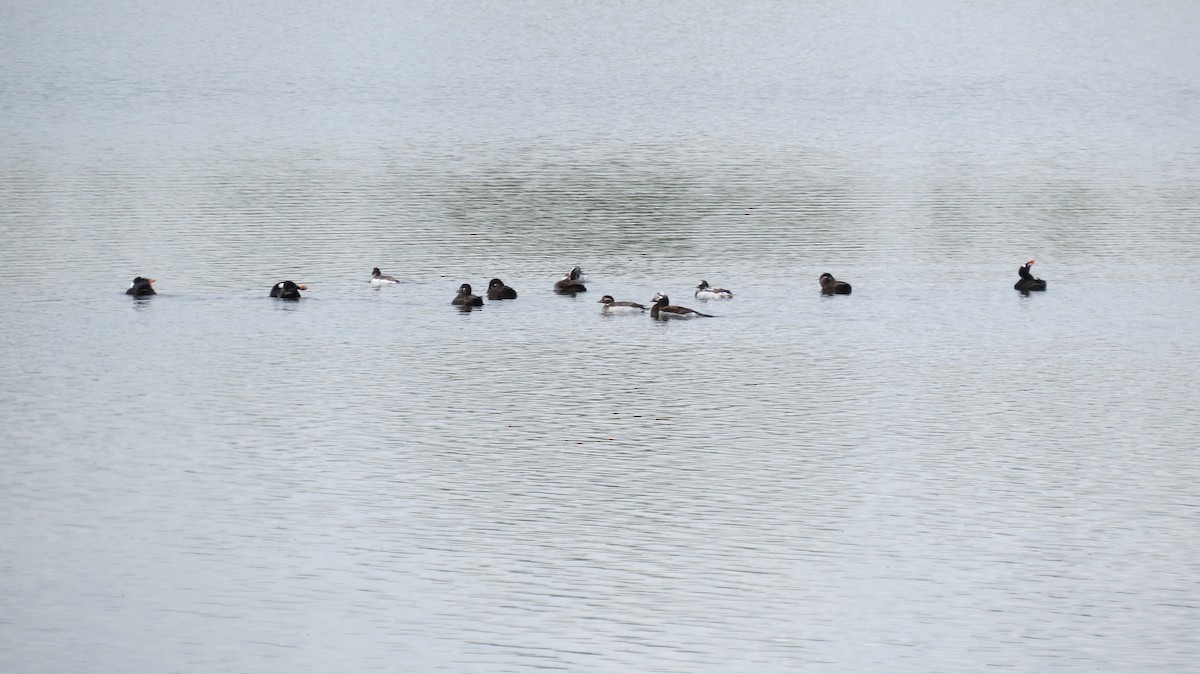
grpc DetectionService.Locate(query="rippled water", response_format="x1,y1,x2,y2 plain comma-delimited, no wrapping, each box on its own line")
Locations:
3,1,1199,672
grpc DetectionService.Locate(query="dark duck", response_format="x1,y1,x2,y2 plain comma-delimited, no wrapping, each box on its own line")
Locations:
650,293,712,320
452,283,484,307
126,277,157,296
486,278,517,300
1014,259,1047,293
819,273,852,295
270,281,306,300
553,273,587,295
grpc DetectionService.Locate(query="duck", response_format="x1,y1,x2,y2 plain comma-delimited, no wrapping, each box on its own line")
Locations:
598,295,647,314
371,267,399,285
270,281,306,300
452,283,484,307
819,273,852,295
568,266,587,282
486,278,518,300
126,277,156,296
650,293,712,320
553,274,587,295
1014,259,1047,293
694,280,733,300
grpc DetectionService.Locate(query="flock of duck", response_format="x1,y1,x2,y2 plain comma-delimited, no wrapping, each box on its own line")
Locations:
124,260,1048,316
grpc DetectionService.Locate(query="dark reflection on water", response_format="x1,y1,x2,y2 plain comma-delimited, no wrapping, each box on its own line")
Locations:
3,0,1200,672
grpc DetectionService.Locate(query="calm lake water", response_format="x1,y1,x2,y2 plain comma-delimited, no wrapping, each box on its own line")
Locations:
3,1,1199,672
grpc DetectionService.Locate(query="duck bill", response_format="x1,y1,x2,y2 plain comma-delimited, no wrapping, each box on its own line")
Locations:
297,284,307,290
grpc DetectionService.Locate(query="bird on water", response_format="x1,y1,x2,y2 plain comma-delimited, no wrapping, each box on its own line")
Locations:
126,277,157,296
270,281,306,300
695,280,733,300
486,278,517,300
452,283,484,307
1014,259,1047,293
553,274,587,295
598,295,647,314
650,293,712,320
819,273,852,295
371,268,399,285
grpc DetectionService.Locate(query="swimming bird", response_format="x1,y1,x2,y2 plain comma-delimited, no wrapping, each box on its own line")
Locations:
1014,259,1047,293
568,266,587,282
486,278,518,300
598,295,647,314
819,273,852,295
270,281,306,300
650,293,712,320
554,275,587,295
371,267,399,285
695,280,733,300
126,277,156,296
452,283,484,307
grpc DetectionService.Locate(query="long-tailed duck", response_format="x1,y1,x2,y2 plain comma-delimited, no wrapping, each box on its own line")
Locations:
598,295,647,314
650,293,712,320
695,280,733,300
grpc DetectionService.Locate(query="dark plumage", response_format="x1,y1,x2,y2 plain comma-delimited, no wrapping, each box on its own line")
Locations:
126,277,156,296
554,275,587,294
486,278,517,300
650,293,712,320
452,283,484,306
568,266,586,282
270,281,306,300
819,273,852,295
1014,259,1047,293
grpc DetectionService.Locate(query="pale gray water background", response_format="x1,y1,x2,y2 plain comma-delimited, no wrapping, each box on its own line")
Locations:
3,0,1200,672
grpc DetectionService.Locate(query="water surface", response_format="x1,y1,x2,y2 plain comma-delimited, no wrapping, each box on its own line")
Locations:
2,1,1199,672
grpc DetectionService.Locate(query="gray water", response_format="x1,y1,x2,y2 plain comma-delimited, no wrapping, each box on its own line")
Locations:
3,1,1199,672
